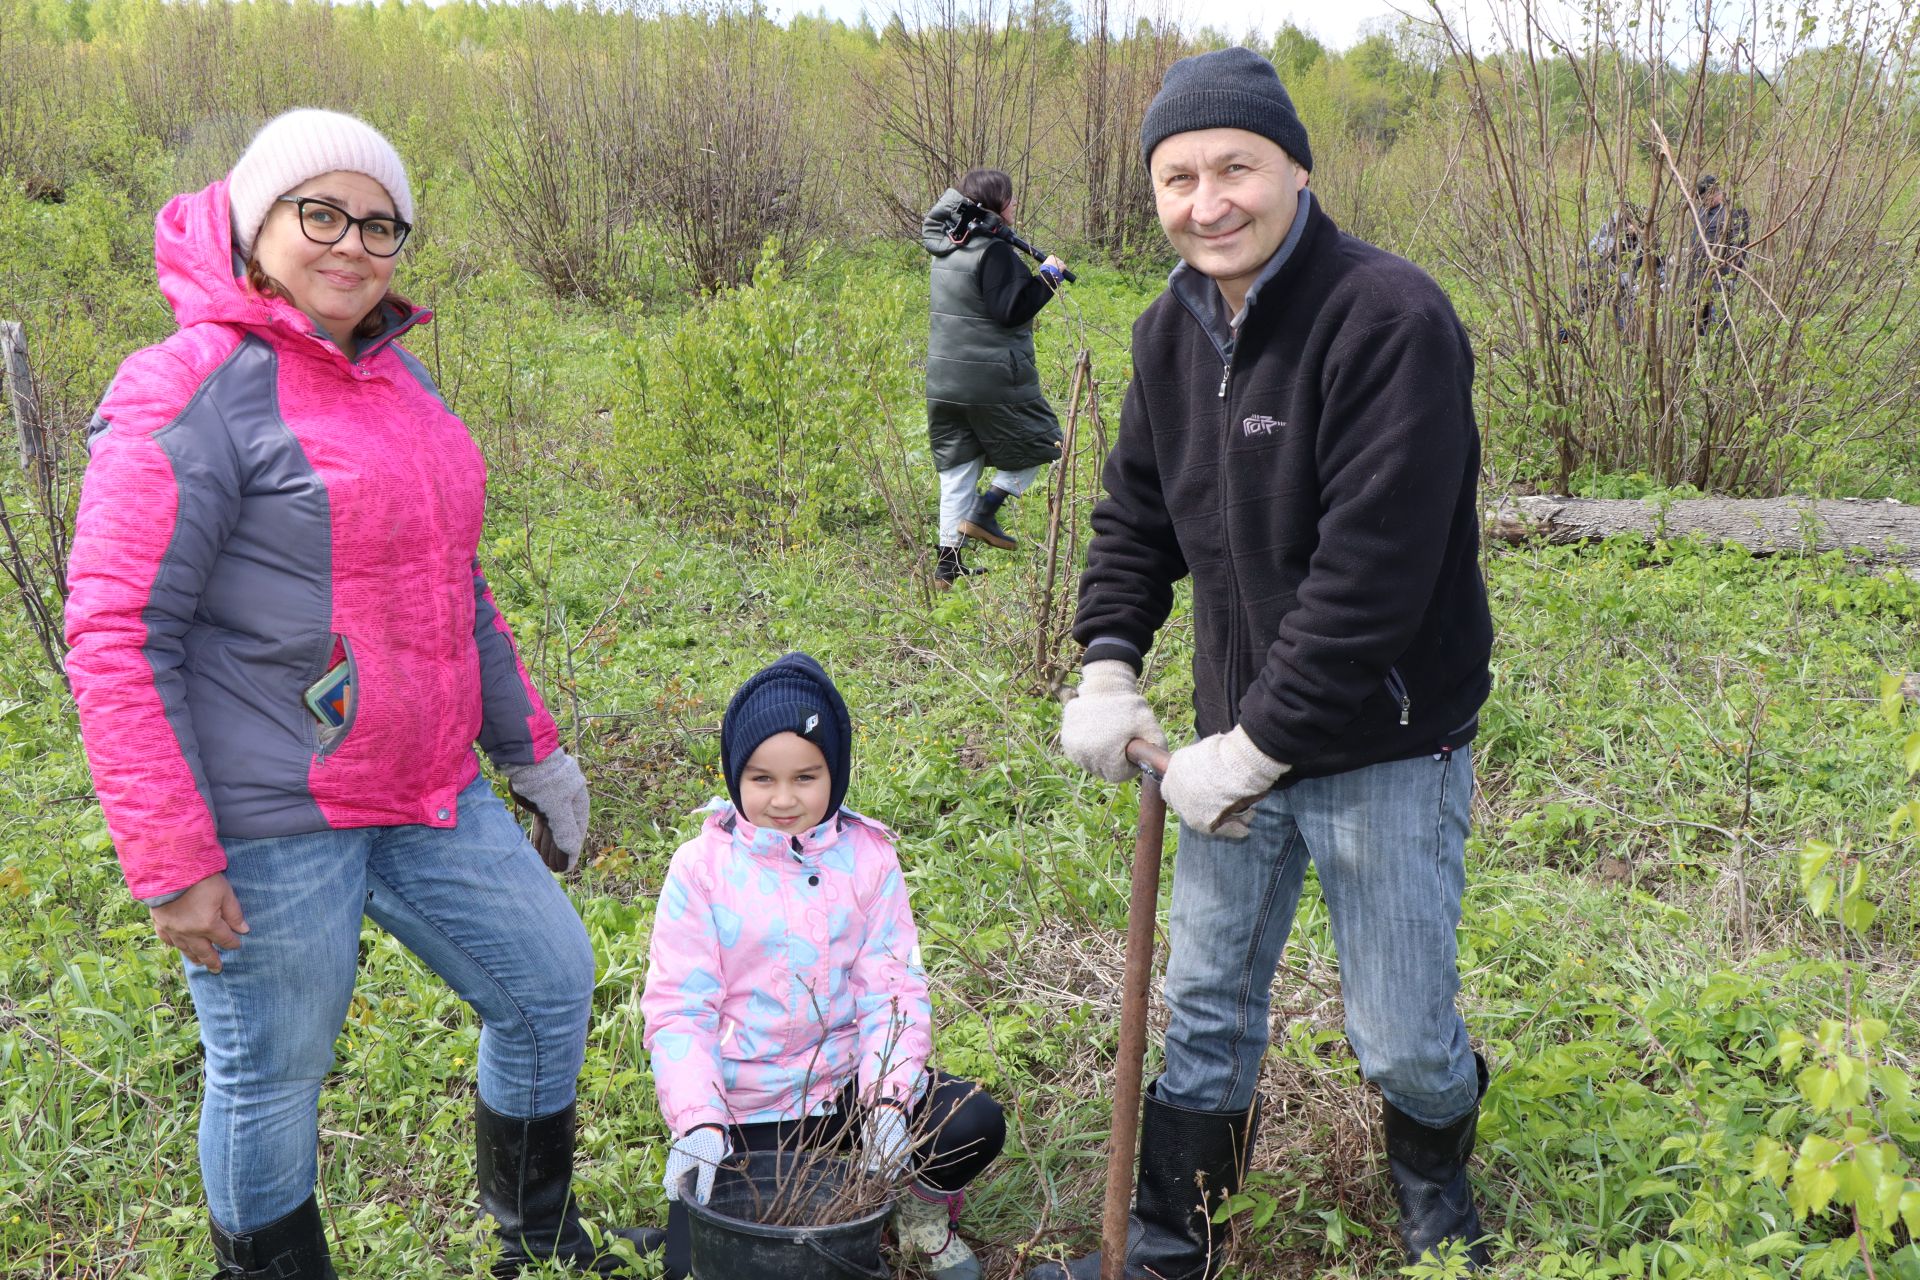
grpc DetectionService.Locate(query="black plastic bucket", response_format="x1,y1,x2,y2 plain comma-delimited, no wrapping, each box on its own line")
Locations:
682,1151,895,1280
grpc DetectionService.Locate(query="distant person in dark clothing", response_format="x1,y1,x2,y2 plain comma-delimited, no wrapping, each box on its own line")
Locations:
919,168,1068,587
1689,174,1750,333
1569,202,1661,336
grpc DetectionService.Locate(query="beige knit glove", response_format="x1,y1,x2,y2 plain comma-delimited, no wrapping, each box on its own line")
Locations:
1060,660,1167,782
1161,726,1290,839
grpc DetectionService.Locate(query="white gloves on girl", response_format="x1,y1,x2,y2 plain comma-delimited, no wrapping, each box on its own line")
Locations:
1160,725,1290,839
663,1125,730,1204
1060,660,1167,782
862,1105,914,1177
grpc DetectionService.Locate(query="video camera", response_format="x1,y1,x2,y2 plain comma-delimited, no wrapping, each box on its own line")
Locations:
949,197,1078,285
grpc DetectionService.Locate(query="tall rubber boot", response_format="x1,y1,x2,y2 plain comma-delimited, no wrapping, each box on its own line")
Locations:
210,1193,337,1279
934,544,986,589
477,1098,665,1277
1025,1082,1257,1280
1384,1054,1492,1270
958,487,1018,550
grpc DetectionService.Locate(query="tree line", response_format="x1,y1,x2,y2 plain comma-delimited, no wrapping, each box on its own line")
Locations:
2,0,1917,495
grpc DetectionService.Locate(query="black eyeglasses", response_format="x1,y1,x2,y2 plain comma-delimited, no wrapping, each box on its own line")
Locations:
274,196,411,257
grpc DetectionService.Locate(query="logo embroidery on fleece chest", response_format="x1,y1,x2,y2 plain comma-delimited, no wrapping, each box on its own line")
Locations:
1242,413,1285,437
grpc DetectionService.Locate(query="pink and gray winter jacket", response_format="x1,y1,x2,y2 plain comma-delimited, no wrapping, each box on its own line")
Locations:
642,803,934,1136
64,180,558,902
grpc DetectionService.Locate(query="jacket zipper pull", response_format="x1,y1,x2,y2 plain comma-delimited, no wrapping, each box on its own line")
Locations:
1217,361,1231,398
1399,694,1412,726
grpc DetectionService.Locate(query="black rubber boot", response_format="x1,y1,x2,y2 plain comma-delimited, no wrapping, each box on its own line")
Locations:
1025,1082,1257,1280
477,1098,665,1277
958,487,1018,550
934,544,986,589
210,1193,337,1279
1384,1054,1492,1270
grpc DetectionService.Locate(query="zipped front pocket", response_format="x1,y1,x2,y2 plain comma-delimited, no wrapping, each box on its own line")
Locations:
1385,667,1412,727
309,635,360,759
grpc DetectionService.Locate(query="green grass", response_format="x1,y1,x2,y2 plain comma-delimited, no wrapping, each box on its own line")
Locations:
4,442,1917,1275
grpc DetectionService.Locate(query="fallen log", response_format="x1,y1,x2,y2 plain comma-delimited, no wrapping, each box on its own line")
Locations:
1486,495,1920,578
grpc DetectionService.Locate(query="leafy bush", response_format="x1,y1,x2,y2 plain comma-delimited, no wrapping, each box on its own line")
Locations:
1752,681,1920,1278
607,245,920,548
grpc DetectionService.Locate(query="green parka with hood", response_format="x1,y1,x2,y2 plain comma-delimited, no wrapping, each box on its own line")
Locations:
920,187,1062,471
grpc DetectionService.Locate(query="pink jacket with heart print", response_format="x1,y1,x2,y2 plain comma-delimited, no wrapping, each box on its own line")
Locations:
64,180,558,902
641,803,934,1136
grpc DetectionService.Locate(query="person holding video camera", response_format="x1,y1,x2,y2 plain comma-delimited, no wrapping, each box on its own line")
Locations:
919,168,1069,587
63,109,651,1278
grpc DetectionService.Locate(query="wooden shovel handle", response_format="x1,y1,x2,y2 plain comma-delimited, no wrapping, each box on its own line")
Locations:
1100,737,1170,1280
1125,739,1171,775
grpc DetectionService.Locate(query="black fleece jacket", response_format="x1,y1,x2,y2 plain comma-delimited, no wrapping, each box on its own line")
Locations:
1075,195,1493,779
977,238,1056,327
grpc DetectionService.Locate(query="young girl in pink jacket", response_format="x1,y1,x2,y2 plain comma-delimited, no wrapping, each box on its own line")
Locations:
641,653,1003,1280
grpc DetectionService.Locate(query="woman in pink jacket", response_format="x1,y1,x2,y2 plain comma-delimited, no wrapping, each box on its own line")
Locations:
642,653,1005,1280
63,111,653,1278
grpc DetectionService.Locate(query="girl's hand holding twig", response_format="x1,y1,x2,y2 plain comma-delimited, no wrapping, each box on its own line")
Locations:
861,1104,914,1177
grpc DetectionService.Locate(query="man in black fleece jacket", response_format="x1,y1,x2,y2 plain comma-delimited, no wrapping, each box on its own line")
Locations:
1032,48,1496,1279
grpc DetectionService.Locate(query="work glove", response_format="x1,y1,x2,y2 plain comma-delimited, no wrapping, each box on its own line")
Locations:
861,1104,915,1178
663,1125,730,1204
1161,726,1290,840
504,748,590,873
1060,659,1167,783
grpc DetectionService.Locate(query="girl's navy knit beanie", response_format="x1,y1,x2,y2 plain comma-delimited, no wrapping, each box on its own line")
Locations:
721,652,853,820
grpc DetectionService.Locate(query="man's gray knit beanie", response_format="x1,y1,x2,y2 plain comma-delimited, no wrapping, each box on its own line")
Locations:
1140,46,1313,172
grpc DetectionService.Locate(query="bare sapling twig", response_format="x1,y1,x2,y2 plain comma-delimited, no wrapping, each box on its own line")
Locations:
701,989,971,1228
855,0,1056,237
844,366,941,603
1425,0,1920,496
1031,347,1110,692
0,324,80,689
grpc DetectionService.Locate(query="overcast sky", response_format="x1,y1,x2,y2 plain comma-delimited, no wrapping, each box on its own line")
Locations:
766,0,1427,50
762,0,1859,59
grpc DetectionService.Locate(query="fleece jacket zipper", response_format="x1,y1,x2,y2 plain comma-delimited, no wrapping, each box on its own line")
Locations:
1218,346,1242,714
1385,666,1412,726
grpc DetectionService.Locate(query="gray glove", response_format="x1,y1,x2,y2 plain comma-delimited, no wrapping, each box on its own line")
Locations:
1160,726,1290,839
1060,659,1167,783
664,1125,730,1204
503,748,590,872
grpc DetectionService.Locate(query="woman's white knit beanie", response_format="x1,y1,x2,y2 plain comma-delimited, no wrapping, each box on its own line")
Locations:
228,109,412,257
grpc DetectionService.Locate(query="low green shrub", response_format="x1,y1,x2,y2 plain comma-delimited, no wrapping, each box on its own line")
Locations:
607,244,921,547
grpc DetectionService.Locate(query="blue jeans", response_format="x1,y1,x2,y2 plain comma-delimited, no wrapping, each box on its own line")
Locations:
1159,748,1480,1128
184,775,597,1234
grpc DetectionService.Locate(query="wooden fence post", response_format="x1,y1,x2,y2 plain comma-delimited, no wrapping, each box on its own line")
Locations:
2,321,47,473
